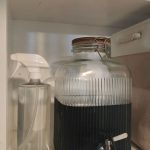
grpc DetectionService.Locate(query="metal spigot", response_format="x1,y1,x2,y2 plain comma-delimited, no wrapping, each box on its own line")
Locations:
98,133,128,150
105,139,111,150
98,139,111,150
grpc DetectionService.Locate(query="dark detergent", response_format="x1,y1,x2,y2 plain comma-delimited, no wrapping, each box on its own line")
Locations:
54,98,131,150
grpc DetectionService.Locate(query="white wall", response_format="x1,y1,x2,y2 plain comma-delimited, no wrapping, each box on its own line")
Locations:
11,20,121,64
10,20,121,82
0,0,8,149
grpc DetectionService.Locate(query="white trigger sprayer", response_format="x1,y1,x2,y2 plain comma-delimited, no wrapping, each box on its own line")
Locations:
11,53,51,150
11,53,49,80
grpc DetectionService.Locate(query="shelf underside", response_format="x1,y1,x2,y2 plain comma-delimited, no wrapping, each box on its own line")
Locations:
10,0,150,28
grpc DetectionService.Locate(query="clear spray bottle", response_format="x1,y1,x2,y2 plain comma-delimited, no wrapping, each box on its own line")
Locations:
11,53,50,150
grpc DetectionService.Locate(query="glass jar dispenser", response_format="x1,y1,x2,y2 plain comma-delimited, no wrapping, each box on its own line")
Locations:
53,37,132,150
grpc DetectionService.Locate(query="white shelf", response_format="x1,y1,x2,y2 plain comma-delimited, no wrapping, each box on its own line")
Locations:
10,0,150,29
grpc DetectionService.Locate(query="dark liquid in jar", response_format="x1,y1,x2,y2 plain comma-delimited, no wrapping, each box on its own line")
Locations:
54,98,131,150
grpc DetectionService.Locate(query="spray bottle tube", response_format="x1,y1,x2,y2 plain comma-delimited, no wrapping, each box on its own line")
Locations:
11,53,50,150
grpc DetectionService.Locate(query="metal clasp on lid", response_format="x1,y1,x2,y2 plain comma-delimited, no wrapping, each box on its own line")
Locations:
94,37,111,59
72,37,111,58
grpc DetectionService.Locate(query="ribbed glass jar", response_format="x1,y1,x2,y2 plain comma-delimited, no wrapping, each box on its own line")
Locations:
53,37,132,150
54,37,131,106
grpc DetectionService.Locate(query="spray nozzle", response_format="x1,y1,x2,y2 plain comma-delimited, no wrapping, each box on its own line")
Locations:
10,53,49,80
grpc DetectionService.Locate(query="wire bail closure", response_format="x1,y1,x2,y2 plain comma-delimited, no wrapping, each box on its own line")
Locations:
94,38,111,59
72,37,111,59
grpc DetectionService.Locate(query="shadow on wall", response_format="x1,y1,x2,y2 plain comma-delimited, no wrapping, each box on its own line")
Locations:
115,52,150,150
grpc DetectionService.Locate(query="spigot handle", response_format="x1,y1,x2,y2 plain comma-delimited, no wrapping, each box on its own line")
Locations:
113,133,128,142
